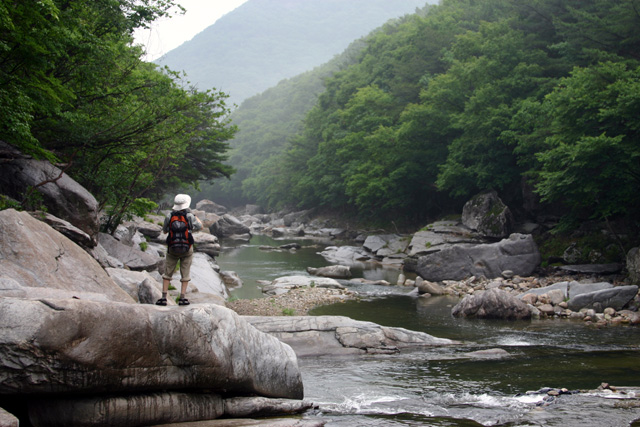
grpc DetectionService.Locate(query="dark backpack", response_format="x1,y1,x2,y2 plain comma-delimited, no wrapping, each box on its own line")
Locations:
166,210,194,254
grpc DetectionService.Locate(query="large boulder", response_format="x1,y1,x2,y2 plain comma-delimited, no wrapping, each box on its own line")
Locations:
0,141,99,236
196,199,227,214
567,285,639,312
0,297,303,399
105,268,164,304
98,232,161,271
461,191,514,239
30,211,95,248
407,223,483,257
0,209,133,303
452,288,532,320
210,214,251,238
245,315,459,357
193,232,221,257
415,233,541,281
319,245,372,264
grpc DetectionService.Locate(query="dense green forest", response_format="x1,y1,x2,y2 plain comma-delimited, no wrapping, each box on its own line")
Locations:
216,0,640,233
0,0,235,230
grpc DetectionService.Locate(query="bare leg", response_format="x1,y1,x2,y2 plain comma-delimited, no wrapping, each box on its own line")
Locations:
162,278,171,298
180,280,189,299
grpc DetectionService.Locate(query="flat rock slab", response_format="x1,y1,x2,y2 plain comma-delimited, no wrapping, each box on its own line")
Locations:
559,264,624,274
244,315,459,357
521,281,614,300
407,226,484,257
261,276,344,296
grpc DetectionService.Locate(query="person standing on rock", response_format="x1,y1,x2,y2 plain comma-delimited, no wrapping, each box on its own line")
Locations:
156,194,203,306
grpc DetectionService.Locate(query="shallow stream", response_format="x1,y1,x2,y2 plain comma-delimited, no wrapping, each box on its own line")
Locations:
217,235,640,426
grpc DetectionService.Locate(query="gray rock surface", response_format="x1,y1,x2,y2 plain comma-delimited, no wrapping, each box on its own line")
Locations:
0,141,100,236
318,246,372,265
98,232,161,271
0,407,18,427
261,276,344,296
307,265,352,279
244,315,459,357
223,397,314,418
415,234,541,281
452,288,532,320
105,268,164,304
29,392,225,427
558,263,624,274
193,232,222,257
627,247,640,284
0,209,133,303
30,211,95,248
567,285,638,312
196,199,228,214
407,225,482,257
210,214,251,238
461,191,514,239
0,297,303,399
416,277,446,295
187,253,229,302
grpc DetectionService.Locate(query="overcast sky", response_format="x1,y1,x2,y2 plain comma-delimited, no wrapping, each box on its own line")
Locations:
133,0,250,61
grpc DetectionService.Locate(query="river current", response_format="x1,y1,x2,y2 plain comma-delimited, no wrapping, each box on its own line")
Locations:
217,235,640,426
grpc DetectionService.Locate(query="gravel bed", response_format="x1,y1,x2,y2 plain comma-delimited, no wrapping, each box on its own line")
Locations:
227,287,358,316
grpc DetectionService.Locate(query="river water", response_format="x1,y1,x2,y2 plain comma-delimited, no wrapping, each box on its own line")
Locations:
217,235,640,426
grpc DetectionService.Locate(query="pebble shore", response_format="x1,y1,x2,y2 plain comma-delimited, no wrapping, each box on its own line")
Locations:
227,286,358,316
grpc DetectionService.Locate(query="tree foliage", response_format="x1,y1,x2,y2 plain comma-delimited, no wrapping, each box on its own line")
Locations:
221,0,640,229
0,0,235,229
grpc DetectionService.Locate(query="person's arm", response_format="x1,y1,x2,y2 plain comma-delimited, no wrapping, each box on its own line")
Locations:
189,213,203,232
162,215,170,233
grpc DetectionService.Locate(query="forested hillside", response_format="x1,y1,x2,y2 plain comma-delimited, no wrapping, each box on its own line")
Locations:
0,0,235,230
217,0,640,234
156,0,431,105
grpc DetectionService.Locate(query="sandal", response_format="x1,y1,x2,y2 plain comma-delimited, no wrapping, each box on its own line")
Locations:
178,298,190,306
155,298,167,306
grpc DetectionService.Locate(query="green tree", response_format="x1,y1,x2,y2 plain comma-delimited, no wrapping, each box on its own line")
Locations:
1,0,235,229
534,61,640,226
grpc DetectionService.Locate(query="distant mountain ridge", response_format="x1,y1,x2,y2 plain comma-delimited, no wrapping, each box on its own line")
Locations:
156,0,429,105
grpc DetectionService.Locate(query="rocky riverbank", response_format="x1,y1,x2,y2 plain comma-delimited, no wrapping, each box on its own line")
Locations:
227,286,357,316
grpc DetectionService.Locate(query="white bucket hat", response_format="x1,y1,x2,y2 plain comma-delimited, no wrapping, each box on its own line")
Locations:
172,194,191,211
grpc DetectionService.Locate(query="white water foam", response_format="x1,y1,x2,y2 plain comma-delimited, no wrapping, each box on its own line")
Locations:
323,393,434,417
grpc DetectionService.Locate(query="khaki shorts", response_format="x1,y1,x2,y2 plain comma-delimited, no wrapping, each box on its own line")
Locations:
163,246,194,281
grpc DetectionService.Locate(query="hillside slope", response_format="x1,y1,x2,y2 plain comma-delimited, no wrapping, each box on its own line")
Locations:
156,0,429,105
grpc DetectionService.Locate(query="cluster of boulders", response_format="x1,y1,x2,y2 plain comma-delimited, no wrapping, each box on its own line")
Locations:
0,142,466,427
281,191,640,326
0,145,316,426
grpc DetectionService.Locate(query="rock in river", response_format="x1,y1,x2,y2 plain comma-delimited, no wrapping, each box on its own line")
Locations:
415,233,541,282
452,288,532,320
